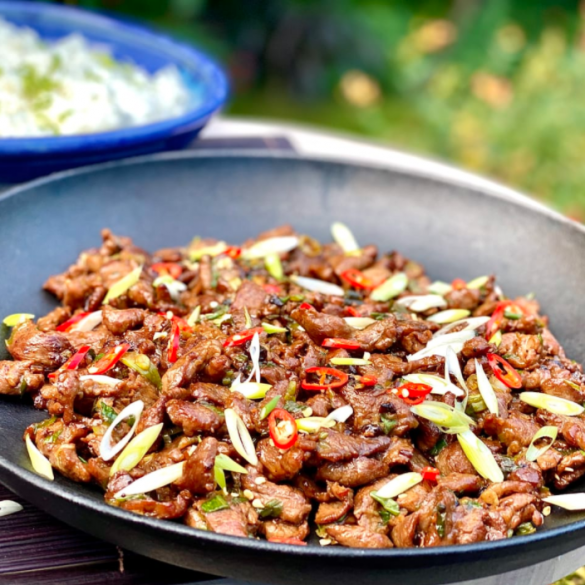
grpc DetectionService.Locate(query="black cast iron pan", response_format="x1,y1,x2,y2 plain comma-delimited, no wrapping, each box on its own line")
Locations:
1,151,585,585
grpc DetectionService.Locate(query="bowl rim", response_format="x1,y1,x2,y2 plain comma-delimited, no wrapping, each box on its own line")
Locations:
2,149,585,570
0,0,229,154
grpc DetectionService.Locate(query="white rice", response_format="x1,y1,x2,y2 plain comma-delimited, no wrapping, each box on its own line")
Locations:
0,17,194,137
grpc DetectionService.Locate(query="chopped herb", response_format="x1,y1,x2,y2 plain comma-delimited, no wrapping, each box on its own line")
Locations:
202,403,224,416
515,522,536,536
99,402,117,425
429,438,448,457
537,333,544,346
284,400,305,414
465,500,483,510
259,499,283,519
380,414,397,435
289,295,305,302
260,396,280,420
504,308,522,320
33,416,57,432
19,378,28,396
467,393,487,414
78,455,88,464
379,508,391,525
370,312,388,321
371,491,400,516
201,493,230,513
45,429,62,443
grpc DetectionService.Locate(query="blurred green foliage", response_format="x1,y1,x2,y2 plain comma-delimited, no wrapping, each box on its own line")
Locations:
67,0,585,216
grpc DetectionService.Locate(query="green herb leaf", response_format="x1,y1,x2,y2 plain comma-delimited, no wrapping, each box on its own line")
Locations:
370,491,400,516
259,499,283,519
201,494,230,513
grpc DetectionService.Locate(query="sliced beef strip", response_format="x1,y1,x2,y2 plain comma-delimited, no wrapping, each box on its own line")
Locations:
175,437,218,495
326,524,393,548
102,305,146,335
257,438,305,482
0,360,44,395
8,321,72,368
290,305,354,345
316,456,389,488
166,400,224,436
316,429,390,462
262,519,310,542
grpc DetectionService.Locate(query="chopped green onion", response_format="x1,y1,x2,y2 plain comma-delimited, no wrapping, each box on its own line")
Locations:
215,453,248,474
265,253,284,281
262,322,288,334
330,357,371,366
225,408,258,465
331,222,359,253
526,426,558,462
99,400,144,461
396,295,447,312
3,313,35,327
244,307,253,329
565,380,582,392
103,265,142,304
259,498,284,519
489,330,503,347
410,401,473,433
427,309,471,324
25,434,54,481
296,416,336,433
110,423,163,475
0,500,23,517
211,313,232,326
98,401,117,424
214,464,226,491
519,392,585,416
475,359,499,416
515,522,536,536
189,242,227,261
231,382,271,400
375,472,423,499
457,430,503,483
290,275,344,297
429,438,448,456
428,281,452,296
260,396,280,420
121,352,162,390
242,237,299,259
187,306,201,327
467,276,490,289
201,493,230,513
380,414,397,435
445,346,469,411
344,317,376,330
114,461,185,499
370,492,400,516
542,494,585,511
370,273,408,302
467,393,487,414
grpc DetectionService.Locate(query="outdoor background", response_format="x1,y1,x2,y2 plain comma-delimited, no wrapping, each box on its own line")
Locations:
59,0,585,221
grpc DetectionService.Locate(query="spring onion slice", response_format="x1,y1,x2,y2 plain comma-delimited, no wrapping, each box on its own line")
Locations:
187,306,201,327
0,500,23,517
103,266,142,304
489,330,503,347
330,357,371,366
331,222,359,253
542,494,585,511
428,281,452,296
296,416,336,433
375,472,423,499
121,352,162,390
410,402,473,433
402,373,464,397
70,310,103,332
445,346,469,409
224,408,258,466
79,375,121,387
25,434,54,481
344,317,376,330
265,253,284,281
428,330,476,350
396,295,447,312
427,309,471,324
433,316,490,339
407,330,476,362
248,333,261,384
458,430,504,483
242,236,299,259
214,465,226,491
215,453,248,475
325,405,353,423
110,423,164,476
467,276,490,289
152,275,187,301
242,307,252,330
189,242,227,261
114,461,186,499
262,322,288,334
370,272,408,302
99,400,144,461
3,313,34,327
290,275,344,297
231,382,271,400
519,392,584,416
526,426,558,462
475,360,499,416
260,396,280,420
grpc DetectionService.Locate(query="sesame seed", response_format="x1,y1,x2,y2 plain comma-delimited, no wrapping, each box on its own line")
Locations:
319,539,332,546
210,301,219,308
565,467,575,473
543,506,552,517
231,492,239,498
243,489,255,500
252,499,263,509
255,477,267,485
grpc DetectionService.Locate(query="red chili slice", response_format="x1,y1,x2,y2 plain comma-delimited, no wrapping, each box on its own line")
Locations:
168,321,181,364
88,343,130,375
358,375,378,386
299,302,313,311
48,345,91,380
485,300,512,340
302,367,349,391
268,408,299,449
345,306,360,317
151,262,183,280
421,466,440,482
451,278,467,290
391,382,433,405
487,353,522,389
263,284,282,295
322,338,361,350
224,246,241,259
223,327,264,348
56,311,91,332
341,268,375,290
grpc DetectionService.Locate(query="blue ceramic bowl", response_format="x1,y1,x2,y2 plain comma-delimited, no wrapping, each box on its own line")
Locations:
0,1,228,182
